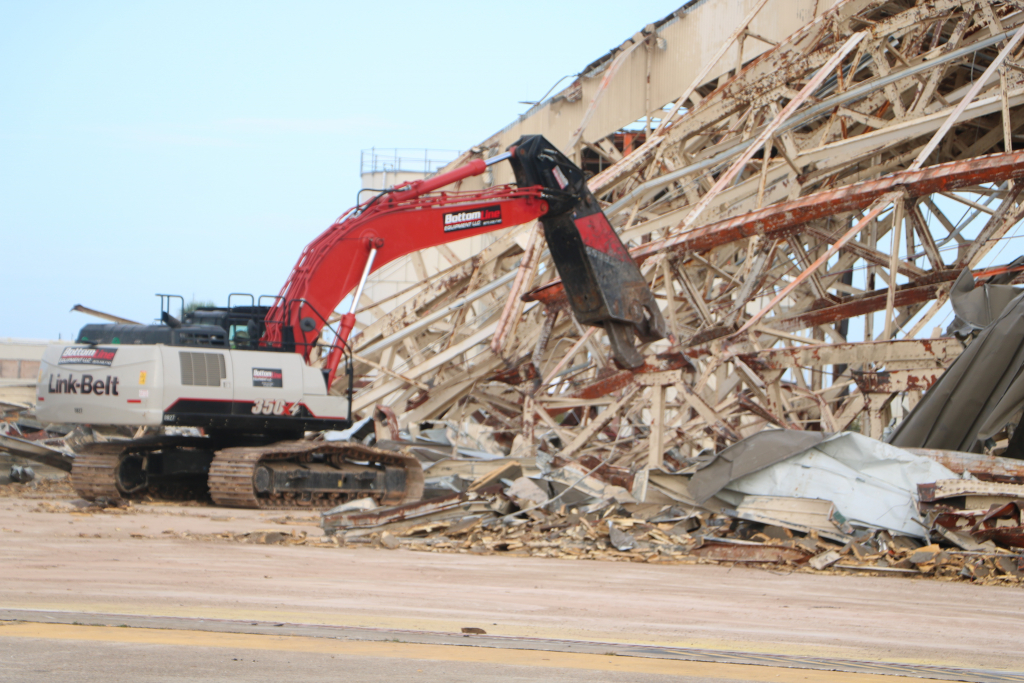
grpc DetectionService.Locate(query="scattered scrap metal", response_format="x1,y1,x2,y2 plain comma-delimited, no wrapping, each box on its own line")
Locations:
3,410,1023,584
306,428,1024,585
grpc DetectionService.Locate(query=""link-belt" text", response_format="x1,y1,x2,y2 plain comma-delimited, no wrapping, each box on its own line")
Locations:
47,374,120,396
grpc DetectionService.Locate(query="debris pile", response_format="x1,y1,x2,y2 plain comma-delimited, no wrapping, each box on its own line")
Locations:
0,415,78,474
314,430,1024,584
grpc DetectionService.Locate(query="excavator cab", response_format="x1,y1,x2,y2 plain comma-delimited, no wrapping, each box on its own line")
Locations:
75,295,275,352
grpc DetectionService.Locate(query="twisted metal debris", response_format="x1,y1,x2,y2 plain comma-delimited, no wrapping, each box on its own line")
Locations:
341,0,1024,469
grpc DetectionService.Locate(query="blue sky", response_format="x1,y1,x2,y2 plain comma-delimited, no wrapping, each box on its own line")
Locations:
1,1,682,340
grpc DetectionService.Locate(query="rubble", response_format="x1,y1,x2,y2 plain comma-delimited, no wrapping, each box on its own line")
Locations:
9,0,1024,591
0,474,76,498
308,428,1024,584
0,432,74,472
9,465,35,483
5,434,1014,585
809,550,842,571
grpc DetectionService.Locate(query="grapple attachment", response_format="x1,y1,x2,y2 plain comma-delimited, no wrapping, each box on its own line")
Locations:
508,135,669,368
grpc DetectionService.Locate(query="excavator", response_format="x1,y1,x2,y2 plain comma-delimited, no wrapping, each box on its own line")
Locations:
36,135,668,509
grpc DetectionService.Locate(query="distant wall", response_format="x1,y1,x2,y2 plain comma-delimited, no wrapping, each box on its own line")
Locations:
0,339,58,406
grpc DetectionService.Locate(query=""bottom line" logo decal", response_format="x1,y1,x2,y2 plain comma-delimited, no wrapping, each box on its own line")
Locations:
443,205,502,232
252,368,283,388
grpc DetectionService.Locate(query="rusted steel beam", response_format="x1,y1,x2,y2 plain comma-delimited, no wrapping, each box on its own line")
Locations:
736,192,902,336
525,152,1024,306
737,394,792,429
490,352,693,417
850,369,945,393
803,225,926,280
973,526,1024,547
736,338,963,370
548,352,692,415
685,277,957,348
673,32,865,235
771,280,950,332
908,448,1024,481
907,23,1024,172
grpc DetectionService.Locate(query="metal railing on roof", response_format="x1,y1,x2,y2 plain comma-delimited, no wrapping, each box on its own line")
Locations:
360,148,462,176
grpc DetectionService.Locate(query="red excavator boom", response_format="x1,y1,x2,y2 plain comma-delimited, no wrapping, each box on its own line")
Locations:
261,136,668,387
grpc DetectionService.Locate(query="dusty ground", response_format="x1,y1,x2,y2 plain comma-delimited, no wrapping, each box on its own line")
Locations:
1,479,1023,675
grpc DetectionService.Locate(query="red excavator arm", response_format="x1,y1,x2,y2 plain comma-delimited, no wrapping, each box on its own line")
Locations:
262,135,668,387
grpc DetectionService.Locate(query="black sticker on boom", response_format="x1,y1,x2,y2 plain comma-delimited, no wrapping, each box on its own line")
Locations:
443,205,502,232
59,347,117,366
252,368,283,388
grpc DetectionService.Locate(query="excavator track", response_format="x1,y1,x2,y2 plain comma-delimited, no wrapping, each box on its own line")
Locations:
208,441,423,509
70,448,124,501
68,436,421,510
69,436,217,503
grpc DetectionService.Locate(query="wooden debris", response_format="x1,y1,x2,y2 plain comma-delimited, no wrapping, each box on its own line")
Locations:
809,550,842,570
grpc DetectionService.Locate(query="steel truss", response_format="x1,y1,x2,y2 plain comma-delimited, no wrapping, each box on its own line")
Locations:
342,0,1024,468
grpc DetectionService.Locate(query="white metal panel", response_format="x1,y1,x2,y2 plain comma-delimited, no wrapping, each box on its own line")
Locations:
726,432,957,537
37,344,166,426
301,363,349,418
229,349,348,420
230,349,303,405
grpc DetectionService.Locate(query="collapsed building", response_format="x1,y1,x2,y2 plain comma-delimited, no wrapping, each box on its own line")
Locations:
6,0,1024,579
340,0,1024,464
311,0,1024,575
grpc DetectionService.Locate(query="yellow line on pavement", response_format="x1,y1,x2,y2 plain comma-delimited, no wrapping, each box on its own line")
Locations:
0,622,936,682
0,601,959,667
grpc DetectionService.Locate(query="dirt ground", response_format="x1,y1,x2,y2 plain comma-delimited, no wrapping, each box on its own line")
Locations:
2,478,1023,674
